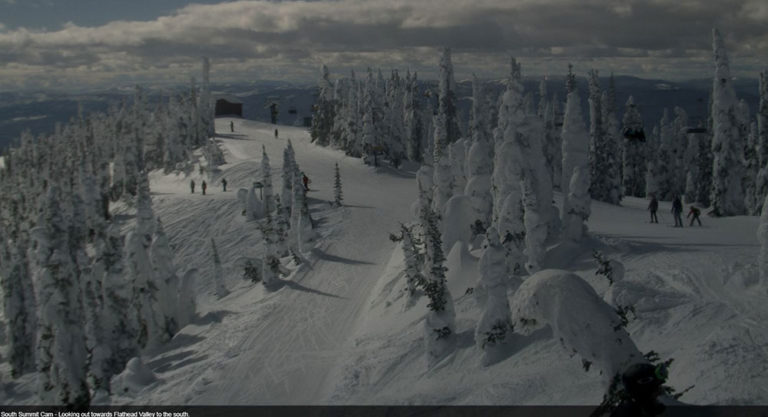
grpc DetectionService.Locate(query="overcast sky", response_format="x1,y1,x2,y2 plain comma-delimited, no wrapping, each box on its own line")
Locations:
0,0,766,91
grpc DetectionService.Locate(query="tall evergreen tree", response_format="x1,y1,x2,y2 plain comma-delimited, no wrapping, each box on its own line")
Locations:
333,162,343,207
622,96,646,197
601,75,623,204
33,186,90,407
710,28,746,216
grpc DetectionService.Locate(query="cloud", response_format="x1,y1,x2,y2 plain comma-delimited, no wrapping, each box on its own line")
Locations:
0,0,766,89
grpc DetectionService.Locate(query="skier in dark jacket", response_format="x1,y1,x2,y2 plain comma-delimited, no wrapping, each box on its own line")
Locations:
202,180,207,195
230,121,234,132
222,178,228,192
610,363,668,417
687,206,702,226
275,128,279,139
302,173,309,191
671,196,683,227
190,180,195,194
648,195,659,223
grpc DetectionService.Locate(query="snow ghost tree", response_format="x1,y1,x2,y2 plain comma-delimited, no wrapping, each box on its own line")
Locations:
710,28,746,216
561,66,591,241
475,228,513,366
33,186,90,407
511,270,645,379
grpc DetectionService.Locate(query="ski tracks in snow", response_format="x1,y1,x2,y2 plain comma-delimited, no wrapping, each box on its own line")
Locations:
142,119,414,404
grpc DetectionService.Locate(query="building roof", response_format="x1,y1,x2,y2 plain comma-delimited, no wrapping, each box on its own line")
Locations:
214,94,243,104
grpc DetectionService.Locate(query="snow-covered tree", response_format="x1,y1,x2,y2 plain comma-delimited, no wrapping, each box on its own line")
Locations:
475,228,513,365
437,48,461,148
404,71,425,162
97,224,138,392
291,169,315,252
392,223,424,299
311,64,336,146
756,71,768,212
745,122,759,214
588,69,613,203
333,162,343,207
261,145,274,216
710,28,746,216
281,140,296,214
600,75,623,204
1,234,36,378
127,173,167,350
211,238,229,299
361,68,381,165
684,129,704,204
561,66,591,241
622,96,646,197
32,186,90,407
418,193,455,365
150,219,180,337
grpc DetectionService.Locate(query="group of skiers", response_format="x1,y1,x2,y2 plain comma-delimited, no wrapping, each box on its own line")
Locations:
648,195,702,227
190,178,228,195
189,174,309,195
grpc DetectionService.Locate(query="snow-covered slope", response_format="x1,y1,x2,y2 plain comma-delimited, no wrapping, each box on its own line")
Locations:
327,195,767,405
6,117,763,405
120,119,416,404
134,118,766,405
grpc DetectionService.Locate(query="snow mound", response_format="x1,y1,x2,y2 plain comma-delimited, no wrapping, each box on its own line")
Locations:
111,357,159,396
511,269,645,378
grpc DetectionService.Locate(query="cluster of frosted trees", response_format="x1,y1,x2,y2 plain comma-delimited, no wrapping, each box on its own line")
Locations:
375,30,768,366
625,29,768,217
310,64,435,166
0,60,216,406
377,49,592,365
247,140,317,289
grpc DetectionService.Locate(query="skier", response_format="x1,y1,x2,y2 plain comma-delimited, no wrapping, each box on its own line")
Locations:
202,180,207,196
687,206,702,227
190,180,195,194
671,195,683,227
222,178,228,192
302,173,310,191
275,128,279,139
609,363,667,417
648,195,659,223
230,121,234,133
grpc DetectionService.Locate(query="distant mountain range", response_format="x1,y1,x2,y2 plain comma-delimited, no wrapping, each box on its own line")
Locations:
0,76,760,150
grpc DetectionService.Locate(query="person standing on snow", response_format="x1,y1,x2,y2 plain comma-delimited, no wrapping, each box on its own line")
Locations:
230,121,234,132
671,195,683,227
687,206,702,227
275,128,279,139
222,178,228,192
648,195,659,223
190,180,196,194
302,172,310,191
202,180,207,195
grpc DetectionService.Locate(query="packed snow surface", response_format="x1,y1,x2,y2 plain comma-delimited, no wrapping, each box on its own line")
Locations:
4,118,766,405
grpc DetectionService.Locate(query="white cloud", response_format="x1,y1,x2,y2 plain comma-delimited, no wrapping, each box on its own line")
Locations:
0,0,766,89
